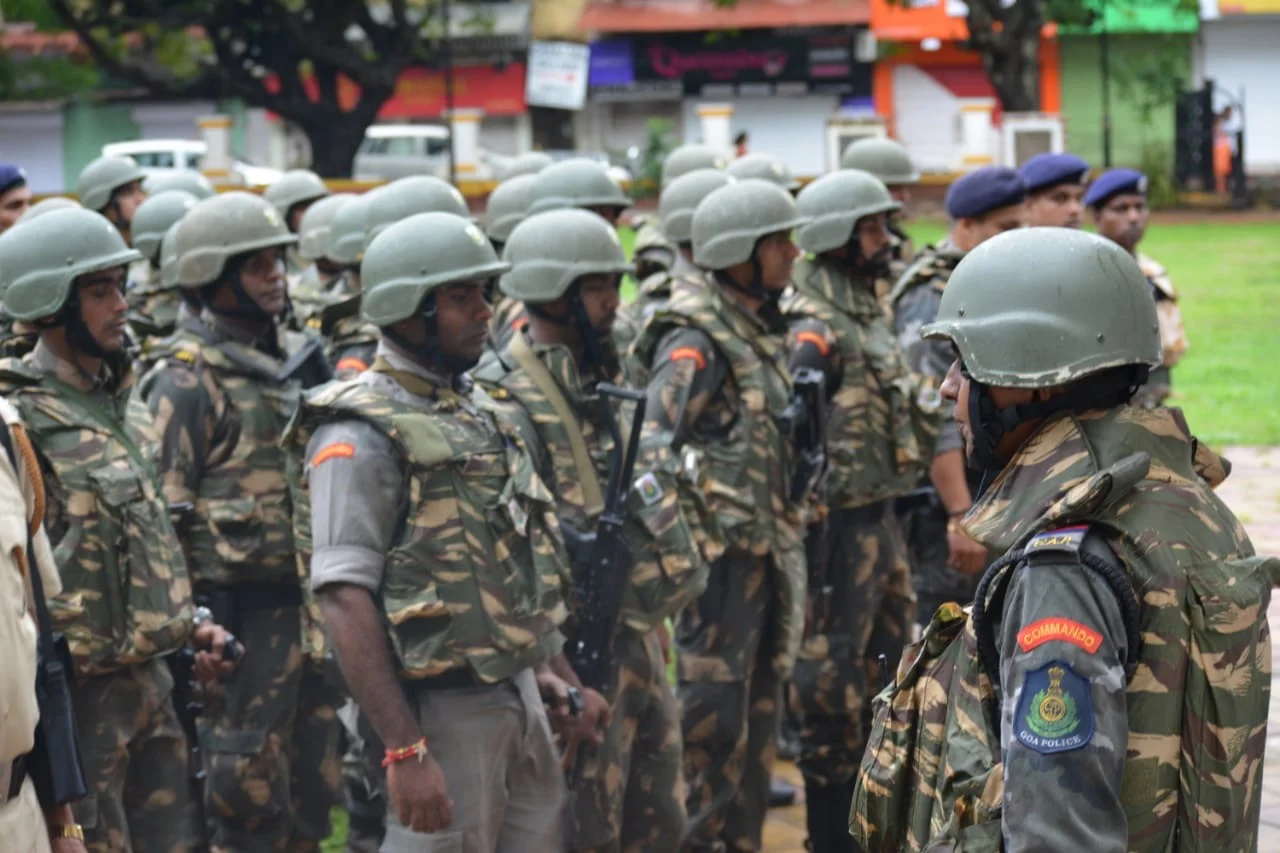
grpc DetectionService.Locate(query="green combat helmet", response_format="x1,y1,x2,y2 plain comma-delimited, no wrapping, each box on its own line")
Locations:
361,212,509,327
326,194,371,266
794,169,900,255
143,170,217,201
691,179,807,270
16,196,79,224
527,160,630,216
132,190,199,263
726,153,800,191
159,223,183,289
502,151,554,180
263,169,329,219
483,175,537,245
363,175,471,246
661,144,728,189
840,137,920,186
499,209,634,303
76,154,147,212
0,207,141,320
660,169,734,245
922,227,1160,388
173,191,296,288
297,193,356,262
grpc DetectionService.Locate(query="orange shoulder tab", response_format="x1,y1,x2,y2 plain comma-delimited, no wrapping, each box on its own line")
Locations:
669,346,707,370
312,442,356,468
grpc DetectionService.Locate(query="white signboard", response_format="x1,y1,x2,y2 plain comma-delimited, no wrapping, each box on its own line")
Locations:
526,40,590,111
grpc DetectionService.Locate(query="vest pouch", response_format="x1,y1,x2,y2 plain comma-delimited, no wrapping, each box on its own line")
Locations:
852,601,976,851
622,472,711,630
1175,554,1279,850
201,493,293,584
86,466,191,670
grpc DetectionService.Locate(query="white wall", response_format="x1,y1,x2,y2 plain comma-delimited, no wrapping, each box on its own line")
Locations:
0,109,66,194
892,65,964,174
682,95,840,177
1201,17,1280,174
130,102,216,141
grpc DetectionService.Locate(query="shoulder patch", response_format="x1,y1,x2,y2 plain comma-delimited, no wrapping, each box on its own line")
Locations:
794,330,831,357
1014,661,1094,755
335,356,370,374
669,346,707,370
1026,525,1088,555
312,442,355,467
634,471,665,506
1017,617,1102,655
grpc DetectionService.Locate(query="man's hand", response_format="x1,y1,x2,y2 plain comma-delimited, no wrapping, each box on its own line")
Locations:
191,622,240,683
535,668,611,745
947,522,988,576
386,753,453,834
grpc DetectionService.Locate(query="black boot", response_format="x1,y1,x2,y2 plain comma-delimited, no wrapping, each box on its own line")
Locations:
803,779,860,853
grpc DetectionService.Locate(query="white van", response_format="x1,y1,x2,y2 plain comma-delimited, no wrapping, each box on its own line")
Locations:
353,124,452,181
102,140,282,186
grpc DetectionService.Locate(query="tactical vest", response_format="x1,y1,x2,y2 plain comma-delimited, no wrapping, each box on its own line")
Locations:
635,278,794,556
852,407,1279,853
168,327,300,587
785,257,941,509
475,340,715,635
0,360,193,676
290,371,570,683
887,239,965,318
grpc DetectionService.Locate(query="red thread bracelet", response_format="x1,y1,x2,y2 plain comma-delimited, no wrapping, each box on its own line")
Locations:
382,738,429,767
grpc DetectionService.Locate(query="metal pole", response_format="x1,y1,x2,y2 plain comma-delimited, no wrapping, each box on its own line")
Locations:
1100,0,1113,167
443,0,457,185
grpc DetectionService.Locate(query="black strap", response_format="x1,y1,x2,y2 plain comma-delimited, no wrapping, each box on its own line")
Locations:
0,424,56,665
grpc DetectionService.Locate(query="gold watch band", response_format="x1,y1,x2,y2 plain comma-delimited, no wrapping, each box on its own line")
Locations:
50,823,86,841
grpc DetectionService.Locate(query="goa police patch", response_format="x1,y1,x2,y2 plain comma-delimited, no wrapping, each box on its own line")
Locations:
1014,661,1094,754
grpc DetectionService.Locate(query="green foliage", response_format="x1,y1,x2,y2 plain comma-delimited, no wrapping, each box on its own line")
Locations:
1111,35,1189,127
631,118,676,201
0,0,62,30
1138,142,1179,209
0,51,101,101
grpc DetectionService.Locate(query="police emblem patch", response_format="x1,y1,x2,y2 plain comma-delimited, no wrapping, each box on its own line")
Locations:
634,472,664,506
1014,661,1093,755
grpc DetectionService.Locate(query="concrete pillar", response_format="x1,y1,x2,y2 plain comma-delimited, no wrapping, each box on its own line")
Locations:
697,103,735,159
447,108,485,180
958,98,997,172
198,115,237,186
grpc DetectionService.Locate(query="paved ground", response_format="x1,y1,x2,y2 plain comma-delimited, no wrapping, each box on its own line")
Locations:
762,445,1280,851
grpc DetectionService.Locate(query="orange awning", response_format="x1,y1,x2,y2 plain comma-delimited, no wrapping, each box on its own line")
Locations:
579,0,869,33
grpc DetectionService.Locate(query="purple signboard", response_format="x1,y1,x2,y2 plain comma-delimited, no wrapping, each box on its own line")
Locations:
588,39,635,88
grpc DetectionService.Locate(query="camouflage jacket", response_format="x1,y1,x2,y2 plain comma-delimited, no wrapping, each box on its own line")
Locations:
615,253,700,386
296,275,380,379
890,237,967,456
0,343,193,676
287,357,570,683
634,275,806,675
875,220,915,307
145,314,302,588
1137,252,1188,370
488,295,528,354
631,215,676,280
783,256,942,509
474,335,718,634
852,405,1278,852
0,316,38,360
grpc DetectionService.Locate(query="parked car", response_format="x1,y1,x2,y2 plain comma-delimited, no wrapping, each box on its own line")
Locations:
101,140,283,187
353,124,452,181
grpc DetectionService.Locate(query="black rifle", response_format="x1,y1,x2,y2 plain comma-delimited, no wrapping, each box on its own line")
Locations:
563,383,647,694
780,368,833,637
278,336,335,390
0,425,87,809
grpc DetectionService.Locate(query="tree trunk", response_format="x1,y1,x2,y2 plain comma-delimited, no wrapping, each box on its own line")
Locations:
288,92,391,178
967,0,1043,112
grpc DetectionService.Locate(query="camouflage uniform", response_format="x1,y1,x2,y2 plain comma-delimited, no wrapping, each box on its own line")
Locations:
634,272,806,852
0,315,38,358
631,216,677,282
1133,253,1188,409
853,228,1280,853
1,343,196,853
614,254,700,385
487,294,528,354
877,225,914,307
889,238,980,626
473,208,721,850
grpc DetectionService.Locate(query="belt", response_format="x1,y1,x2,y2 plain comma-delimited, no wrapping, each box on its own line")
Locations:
838,498,893,526
0,755,27,807
408,667,503,692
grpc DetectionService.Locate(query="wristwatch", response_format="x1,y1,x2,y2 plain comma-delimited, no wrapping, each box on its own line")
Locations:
50,823,85,841
193,605,214,627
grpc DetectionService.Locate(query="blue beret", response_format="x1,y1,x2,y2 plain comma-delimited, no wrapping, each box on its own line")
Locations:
945,166,1028,219
1019,153,1089,193
1083,168,1147,208
0,164,26,195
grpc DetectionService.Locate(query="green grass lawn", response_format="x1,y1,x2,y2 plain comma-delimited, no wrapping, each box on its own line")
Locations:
618,217,1280,448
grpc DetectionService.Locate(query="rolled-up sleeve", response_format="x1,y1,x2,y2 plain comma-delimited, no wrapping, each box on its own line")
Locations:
307,420,405,593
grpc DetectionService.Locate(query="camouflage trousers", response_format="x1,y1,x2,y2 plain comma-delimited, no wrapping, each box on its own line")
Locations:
902,496,981,630
790,503,913,852
337,699,385,853
570,628,686,852
200,603,342,853
677,550,780,853
71,658,196,853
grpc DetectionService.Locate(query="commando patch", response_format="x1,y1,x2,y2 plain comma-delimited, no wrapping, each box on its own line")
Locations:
1014,661,1093,755
1026,525,1089,555
1017,617,1102,655
634,471,665,506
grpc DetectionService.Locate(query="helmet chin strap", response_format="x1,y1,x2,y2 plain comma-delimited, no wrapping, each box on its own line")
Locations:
966,364,1151,475
384,293,480,378
525,283,618,379
843,223,891,281
200,255,278,323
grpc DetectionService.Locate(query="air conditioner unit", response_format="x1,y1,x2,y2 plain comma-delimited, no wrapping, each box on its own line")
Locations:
826,117,887,172
1000,112,1065,168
